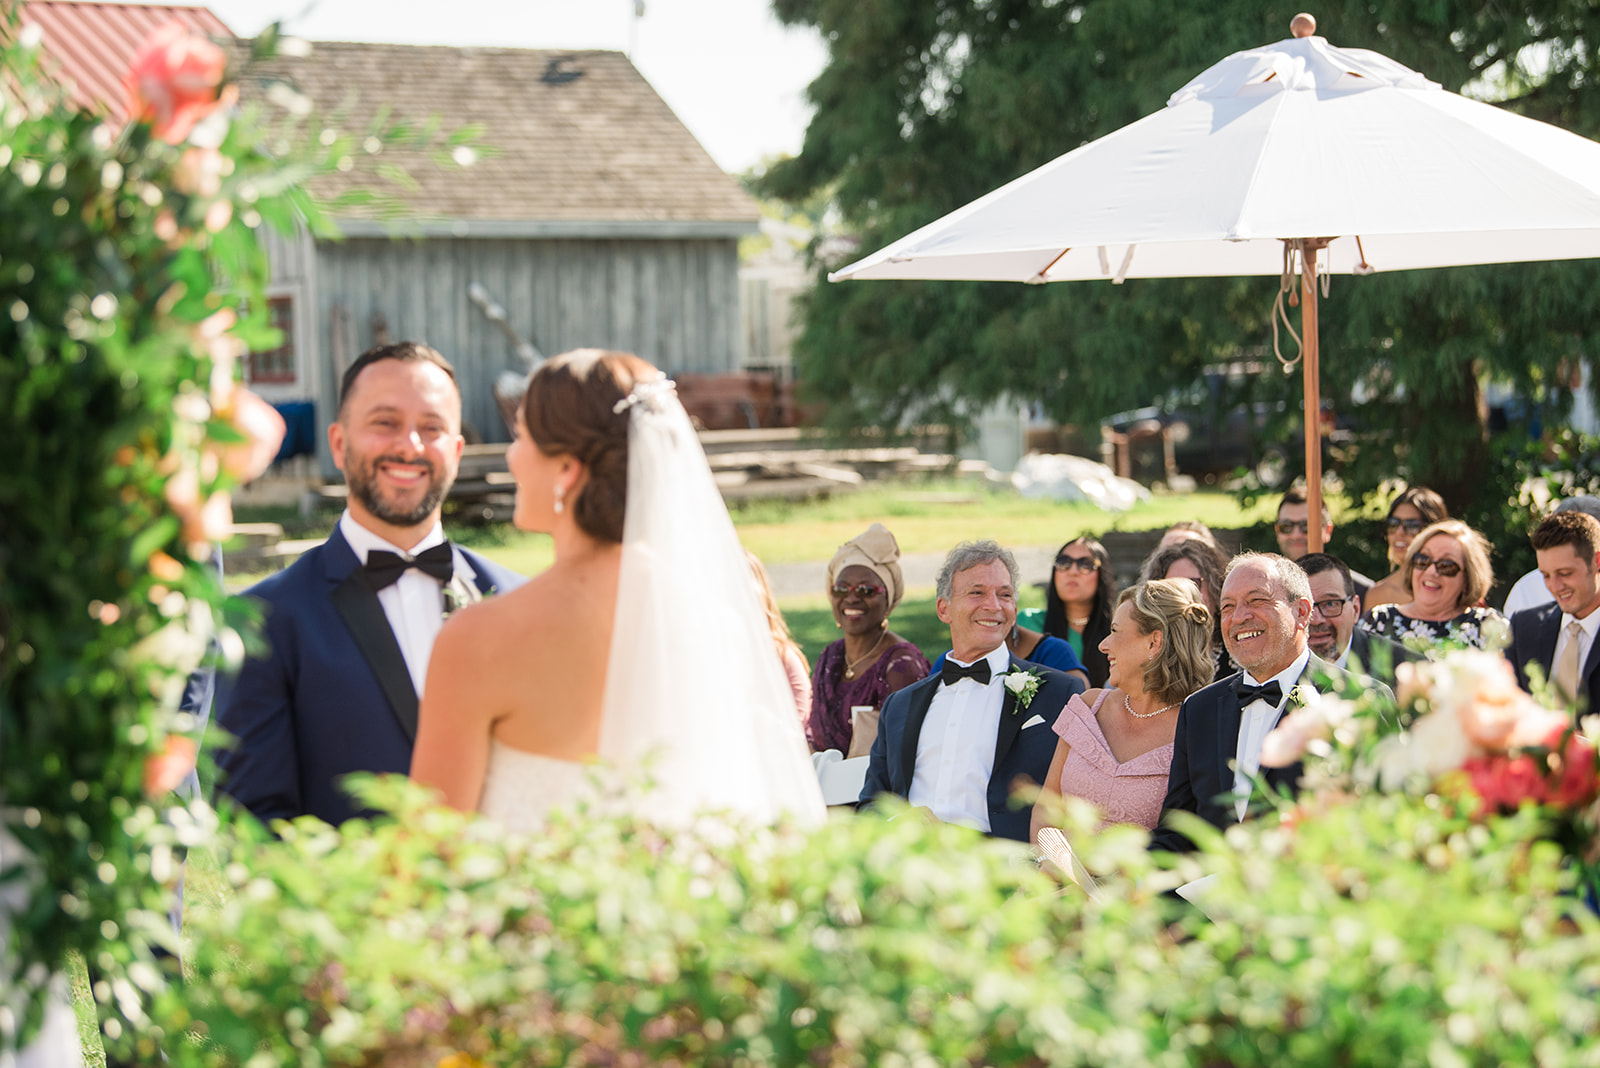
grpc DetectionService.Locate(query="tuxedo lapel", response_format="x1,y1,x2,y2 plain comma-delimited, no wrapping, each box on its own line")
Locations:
331,569,420,742
898,676,940,793
1214,670,1245,796
991,655,1024,764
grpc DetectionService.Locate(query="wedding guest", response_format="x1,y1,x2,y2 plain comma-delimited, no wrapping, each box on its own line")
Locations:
1295,552,1417,686
1142,537,1230,678
1360,519,1503,653
1038,536,1117,687
807,523,929,754
747,550,811,727
1502,496,1600,618
1029,579,1214,839
1364,485,1448,611
859,541,1085,841
1151,553,1326,852
1275,486,1373,598
214,343,523,825
1508,510,1600,715
1157,520,1222,552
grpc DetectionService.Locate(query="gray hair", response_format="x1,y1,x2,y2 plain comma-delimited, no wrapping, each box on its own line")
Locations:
1224,550,1311,605
936,540,1019,601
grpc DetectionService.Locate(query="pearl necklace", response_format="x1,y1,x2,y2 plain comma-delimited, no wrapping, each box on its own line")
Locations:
843,631,888,680
1124,693,1177,719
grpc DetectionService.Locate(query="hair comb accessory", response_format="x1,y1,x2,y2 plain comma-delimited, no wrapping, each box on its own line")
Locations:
613,373,677,415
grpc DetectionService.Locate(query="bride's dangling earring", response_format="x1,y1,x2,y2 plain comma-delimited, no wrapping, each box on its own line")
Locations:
554,483,566,514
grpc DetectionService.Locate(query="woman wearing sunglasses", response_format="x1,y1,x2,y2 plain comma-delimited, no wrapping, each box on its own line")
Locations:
1033,537,1117,687
807,523,930,754
1359,518,1504,652
1364,486,1449,612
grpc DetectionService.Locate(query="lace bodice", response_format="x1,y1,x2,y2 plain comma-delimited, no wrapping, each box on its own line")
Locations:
477,740,597,832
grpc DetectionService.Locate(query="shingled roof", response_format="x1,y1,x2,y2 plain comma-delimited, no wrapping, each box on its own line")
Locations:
246,41,760,233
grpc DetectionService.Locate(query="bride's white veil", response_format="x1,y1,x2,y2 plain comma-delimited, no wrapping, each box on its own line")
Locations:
598,375,825,827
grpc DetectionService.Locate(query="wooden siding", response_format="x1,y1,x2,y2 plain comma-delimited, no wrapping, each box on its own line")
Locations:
299,235,742,466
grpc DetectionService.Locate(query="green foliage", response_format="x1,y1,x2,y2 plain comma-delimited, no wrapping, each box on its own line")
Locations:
0,18,483,1055
159,779,1600,1066
763,0,1600,522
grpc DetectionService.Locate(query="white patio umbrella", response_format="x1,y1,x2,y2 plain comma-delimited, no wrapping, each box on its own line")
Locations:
830,13,1600,547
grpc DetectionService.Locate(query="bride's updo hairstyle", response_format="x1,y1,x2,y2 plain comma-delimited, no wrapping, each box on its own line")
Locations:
522,348,659,544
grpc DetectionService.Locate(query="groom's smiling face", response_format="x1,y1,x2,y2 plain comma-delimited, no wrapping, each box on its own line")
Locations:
330,357,464,543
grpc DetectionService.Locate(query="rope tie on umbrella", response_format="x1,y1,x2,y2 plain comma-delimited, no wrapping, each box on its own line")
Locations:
1272,244,1303,373
1272,242,1332,374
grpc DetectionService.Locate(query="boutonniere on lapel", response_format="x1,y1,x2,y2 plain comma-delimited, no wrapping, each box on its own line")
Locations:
1286,684,1314,711
443,581,498,618
1002,667,1043,712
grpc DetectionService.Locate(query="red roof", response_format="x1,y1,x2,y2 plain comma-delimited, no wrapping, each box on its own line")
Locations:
20,2,233,121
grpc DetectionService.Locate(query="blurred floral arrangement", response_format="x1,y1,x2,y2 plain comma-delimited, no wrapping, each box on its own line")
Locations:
0,12,474,1057
1261,648,1600,893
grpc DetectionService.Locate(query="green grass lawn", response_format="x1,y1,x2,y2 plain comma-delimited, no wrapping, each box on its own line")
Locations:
231,482,1277,588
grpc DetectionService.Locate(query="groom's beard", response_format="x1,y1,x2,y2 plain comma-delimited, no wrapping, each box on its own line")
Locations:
344,449,453,527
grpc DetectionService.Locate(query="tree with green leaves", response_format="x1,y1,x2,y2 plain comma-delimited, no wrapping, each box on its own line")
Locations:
762,0,1600,523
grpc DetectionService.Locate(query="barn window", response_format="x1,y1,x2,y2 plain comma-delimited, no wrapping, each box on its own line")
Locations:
248,296,297,384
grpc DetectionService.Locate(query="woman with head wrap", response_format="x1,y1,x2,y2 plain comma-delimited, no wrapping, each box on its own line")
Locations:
807,523,930,754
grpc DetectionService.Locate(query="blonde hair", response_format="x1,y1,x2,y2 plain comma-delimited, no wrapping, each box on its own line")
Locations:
1120,579,1215,706
1400,519,1493,609
747,550,804,665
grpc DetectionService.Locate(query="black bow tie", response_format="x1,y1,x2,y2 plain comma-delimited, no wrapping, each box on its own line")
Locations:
364,543,453,590
1233,678,1284,707
941,658,992,687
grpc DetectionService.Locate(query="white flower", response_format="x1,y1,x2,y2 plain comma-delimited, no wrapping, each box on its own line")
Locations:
1003,673,1029,694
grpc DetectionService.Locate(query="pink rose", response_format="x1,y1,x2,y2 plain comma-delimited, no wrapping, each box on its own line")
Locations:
1507,708,1572,750
1545,726,1600,810
214,388,286,483
125,21,228,144
1259,706,1329,768
173,146,224,197
144,735,198,796
1463,753,1549,816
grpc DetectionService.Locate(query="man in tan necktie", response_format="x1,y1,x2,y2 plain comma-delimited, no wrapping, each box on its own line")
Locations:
1508,511,1600,716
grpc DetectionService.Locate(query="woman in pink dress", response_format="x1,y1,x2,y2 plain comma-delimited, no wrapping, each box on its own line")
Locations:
1029,578,1215,837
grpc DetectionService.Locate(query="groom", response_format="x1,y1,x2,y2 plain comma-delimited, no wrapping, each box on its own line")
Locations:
859,540,1085,841
214,342,522,826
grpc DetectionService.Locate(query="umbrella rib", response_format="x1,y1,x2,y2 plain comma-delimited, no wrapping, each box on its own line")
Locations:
1025,248,1072,284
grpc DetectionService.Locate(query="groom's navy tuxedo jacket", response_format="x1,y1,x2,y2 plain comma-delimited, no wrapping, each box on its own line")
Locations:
1150,654,1392,853
214,526,521,826
1508,602,1600,718
858,654,1084,842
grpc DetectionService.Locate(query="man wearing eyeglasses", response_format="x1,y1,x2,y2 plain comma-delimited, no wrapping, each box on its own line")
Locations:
1275,488,1372,600
1295,553,1416,686
1508,510,1600,717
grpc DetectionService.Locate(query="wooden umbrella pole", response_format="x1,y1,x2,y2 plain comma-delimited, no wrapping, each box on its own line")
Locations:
1298,238,1327,554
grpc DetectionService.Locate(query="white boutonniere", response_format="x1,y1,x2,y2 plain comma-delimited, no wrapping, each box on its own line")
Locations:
1002,667,1043,712
1287,684,1313,710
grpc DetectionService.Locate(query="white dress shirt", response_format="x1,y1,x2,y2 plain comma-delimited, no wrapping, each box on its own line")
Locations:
1233,647,1313,821
1553,607,1600,687
338,511,449,699
908,643,1011,832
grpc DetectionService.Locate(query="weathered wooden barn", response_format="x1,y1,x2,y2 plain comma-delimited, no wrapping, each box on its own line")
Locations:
242,41,762,472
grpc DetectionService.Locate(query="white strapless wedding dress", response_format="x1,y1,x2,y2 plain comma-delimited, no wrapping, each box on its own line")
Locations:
476,740,599,832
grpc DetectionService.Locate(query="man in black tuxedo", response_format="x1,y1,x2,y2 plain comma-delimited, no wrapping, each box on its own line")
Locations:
214,342,522,826
1508,510,1600,718
859,540,1085,841
1151,552,1318,853
1296,552,1418,687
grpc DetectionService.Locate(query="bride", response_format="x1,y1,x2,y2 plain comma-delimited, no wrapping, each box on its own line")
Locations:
410,350,824,829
